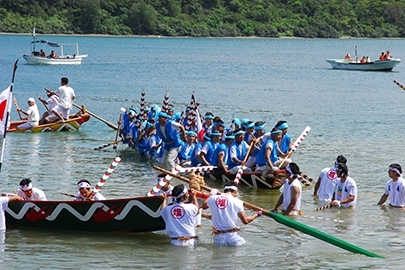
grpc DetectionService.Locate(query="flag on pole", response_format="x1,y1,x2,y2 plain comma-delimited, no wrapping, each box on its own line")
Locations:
0,85,12,136
195,108,204,141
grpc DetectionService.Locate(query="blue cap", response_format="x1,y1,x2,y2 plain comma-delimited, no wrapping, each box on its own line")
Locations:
277,122,288,129
234,130,245,136
225,134,235,140
271,129,282,135
158,111,170,119
233,118,241,126
210,132,221,137
204,114,214,120
245,122,254,129
241,118,250,125
214,121,225,127
186,131,197,137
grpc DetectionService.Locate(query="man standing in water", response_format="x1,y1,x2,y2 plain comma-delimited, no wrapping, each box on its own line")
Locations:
160,184,199,246
331,163,357,208
202,182,262,246
314,155,347,204
377,164,405,208
272,162,302,215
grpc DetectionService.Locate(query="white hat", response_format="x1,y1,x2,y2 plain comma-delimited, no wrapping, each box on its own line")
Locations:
28,98,35,103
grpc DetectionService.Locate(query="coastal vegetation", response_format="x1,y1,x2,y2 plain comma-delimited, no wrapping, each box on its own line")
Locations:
1,0,405,38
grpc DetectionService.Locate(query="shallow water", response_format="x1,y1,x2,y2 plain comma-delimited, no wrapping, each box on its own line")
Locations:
1,35,405,268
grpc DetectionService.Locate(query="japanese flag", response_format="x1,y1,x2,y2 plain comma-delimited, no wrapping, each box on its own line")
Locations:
0,85,12,135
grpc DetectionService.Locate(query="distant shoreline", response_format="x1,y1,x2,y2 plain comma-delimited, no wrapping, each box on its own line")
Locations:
1,32,403,39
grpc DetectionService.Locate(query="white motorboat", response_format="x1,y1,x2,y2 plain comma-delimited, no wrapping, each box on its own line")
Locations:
22,29,88,65
326,58,401,71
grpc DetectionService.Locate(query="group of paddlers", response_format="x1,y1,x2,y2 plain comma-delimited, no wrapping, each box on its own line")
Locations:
118,101,294,178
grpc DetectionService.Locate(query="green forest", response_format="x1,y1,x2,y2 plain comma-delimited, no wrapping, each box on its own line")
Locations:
1,0,405,38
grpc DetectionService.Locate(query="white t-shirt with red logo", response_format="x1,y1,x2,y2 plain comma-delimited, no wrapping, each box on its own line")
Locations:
206,193,244,231
161,202,198,238
318,167,338,201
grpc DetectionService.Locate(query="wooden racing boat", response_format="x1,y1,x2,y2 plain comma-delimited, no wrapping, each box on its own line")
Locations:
5,196,165,232
7,112,90,133
210,169,313,189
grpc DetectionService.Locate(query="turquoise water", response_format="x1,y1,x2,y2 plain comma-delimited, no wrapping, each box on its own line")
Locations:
1,34,405,268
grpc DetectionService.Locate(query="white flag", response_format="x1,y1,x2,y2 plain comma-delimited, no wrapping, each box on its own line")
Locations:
0,85,12,135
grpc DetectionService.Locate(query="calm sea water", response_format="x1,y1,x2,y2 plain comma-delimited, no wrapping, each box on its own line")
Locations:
1,34,405,268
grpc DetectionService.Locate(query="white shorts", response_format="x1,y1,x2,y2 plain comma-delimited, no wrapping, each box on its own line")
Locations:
170,238,198,246
17,122,37,129
213,232,246,246
52,104,70,119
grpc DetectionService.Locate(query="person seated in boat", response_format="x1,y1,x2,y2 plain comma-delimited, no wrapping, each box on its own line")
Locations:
366,56,371,63
385,50,391,59
74,180,105,201
379,52,385,60
211,132,235,175
177,130,197,167
255,127,283,173
360,56,367,63
344,53,351,60
228,129,252,174
16,178,47,201
17,98,40,130
48,50,58,58
167,105,175,119
39,49,46,57
38,90,61,125
199,131,221,166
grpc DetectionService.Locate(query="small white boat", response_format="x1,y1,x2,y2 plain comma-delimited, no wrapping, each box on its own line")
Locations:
22,28,88,65
326,58,401,71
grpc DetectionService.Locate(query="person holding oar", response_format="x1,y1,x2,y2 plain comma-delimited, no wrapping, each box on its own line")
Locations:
272,163,302,215
377,164,405,208
155,111,186,171
331,163,357,208
74,180,106,201
16,98,40,130
38,90,60,125
159,184,199,246
45,77,75,123
228,129,252,174
255,127,283,173
201,182,262,246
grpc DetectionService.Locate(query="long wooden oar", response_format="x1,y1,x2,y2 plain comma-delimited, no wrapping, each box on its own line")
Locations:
279,126,311,168
314,204,335,212
93,139,123,150
153,165,383,258
44,88,118,130
13,97,23,120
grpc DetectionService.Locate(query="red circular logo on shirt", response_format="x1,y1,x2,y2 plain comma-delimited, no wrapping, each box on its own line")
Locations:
327,170,337,180
170,206,185,219
215,196,228,209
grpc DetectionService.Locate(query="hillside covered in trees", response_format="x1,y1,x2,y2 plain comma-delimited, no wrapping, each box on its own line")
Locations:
1,0,405,38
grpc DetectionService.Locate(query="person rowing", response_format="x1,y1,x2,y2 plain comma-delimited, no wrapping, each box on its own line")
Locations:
74,180,105,201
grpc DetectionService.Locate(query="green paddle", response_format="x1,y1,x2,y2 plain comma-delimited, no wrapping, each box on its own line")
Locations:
153,165,383,258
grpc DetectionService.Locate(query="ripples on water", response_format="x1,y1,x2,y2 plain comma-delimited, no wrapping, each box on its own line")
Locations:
1,35,405,268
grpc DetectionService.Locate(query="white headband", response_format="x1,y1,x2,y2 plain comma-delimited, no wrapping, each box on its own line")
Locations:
286,165,298,178
78,182,91,189
390,167,403,177
21,183,33,191
175,186,188,199
224,186,238,192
